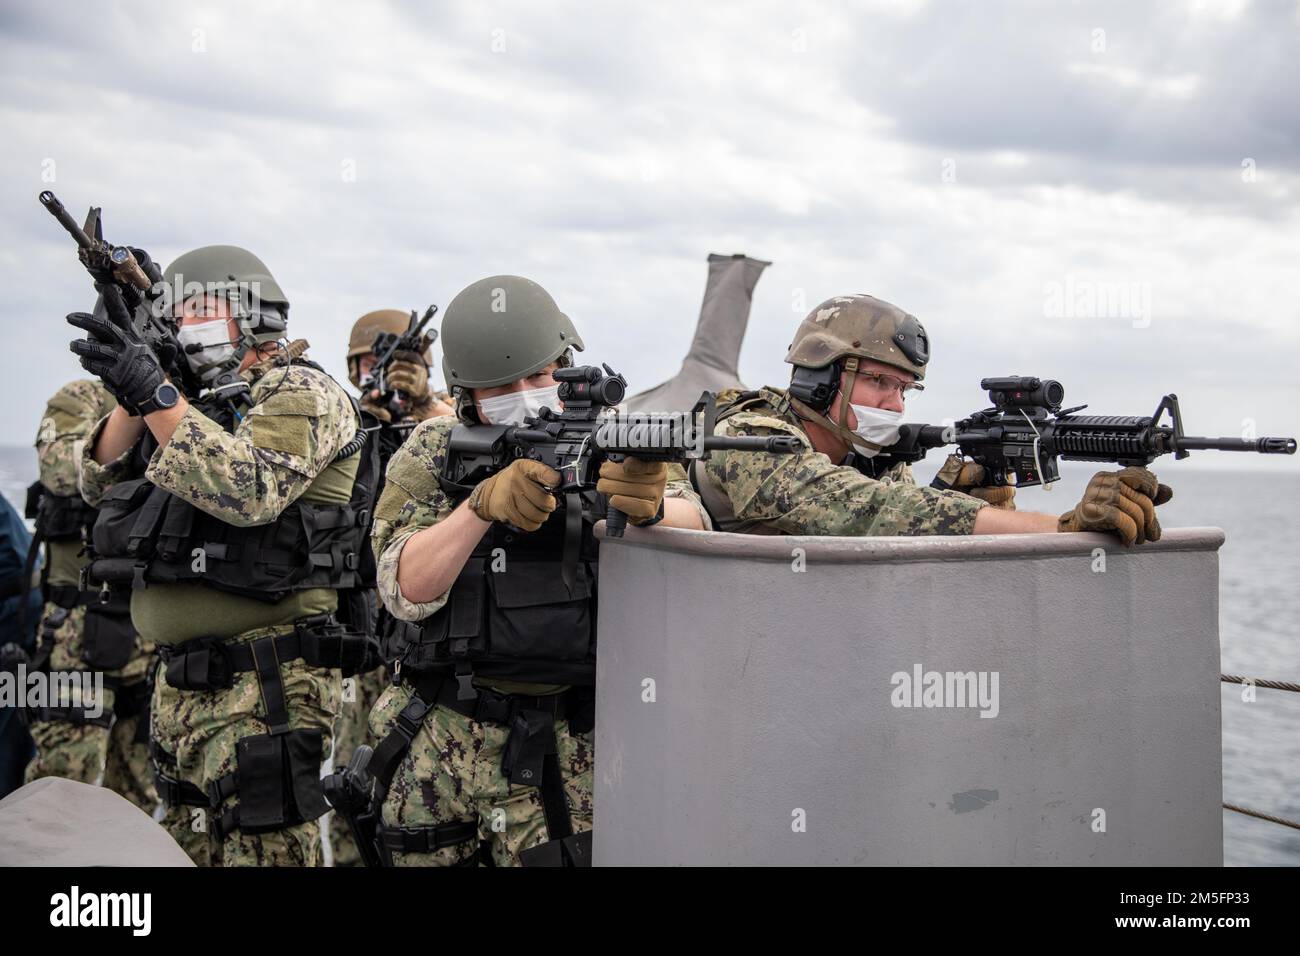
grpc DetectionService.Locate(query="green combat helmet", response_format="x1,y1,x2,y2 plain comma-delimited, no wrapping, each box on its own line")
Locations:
163,245,290,386
441,275,584,422
784,293,930,451
164,244,288,340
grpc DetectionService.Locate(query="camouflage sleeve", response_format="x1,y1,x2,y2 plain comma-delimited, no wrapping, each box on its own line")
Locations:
664,463,712,530
371,416,460,621
145,365,357,527
36,379,116,497
79,414,141,506
704,413,983,536
892,462,919,486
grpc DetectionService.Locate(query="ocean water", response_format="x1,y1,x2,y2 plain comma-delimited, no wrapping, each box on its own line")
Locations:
1002,464,1300,867
2,446,1295,866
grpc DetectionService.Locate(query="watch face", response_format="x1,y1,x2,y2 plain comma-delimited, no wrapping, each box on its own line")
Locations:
156,383,180,407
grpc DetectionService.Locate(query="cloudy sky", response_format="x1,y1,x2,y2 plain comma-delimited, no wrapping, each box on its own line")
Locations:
3,0,1298,474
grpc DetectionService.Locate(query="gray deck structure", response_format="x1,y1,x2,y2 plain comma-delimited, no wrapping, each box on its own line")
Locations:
594,526,1225,865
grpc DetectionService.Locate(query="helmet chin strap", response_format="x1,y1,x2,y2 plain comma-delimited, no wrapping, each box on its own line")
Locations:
789,356,888,456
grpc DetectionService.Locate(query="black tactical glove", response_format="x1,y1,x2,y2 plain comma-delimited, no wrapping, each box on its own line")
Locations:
67,285,169,415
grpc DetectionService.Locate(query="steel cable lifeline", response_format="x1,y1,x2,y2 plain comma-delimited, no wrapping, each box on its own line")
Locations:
1219,673,1300,831
1222,804,1300,832
1221,674,1300,694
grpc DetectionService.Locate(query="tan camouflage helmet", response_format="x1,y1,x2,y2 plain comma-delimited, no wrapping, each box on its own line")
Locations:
348,309,434,363
346,309,433,390
784,294,930,381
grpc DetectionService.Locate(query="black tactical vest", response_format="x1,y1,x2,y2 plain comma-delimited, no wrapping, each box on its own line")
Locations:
26,482,98,547
383,439,601,687
23,481,101,618
86,372,378,614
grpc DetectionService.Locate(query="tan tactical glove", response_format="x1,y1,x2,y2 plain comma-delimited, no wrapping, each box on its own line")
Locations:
935,454,1016,510
468,459,561,531
385,352,430,402
1058,466,1173,546
596,457,668,524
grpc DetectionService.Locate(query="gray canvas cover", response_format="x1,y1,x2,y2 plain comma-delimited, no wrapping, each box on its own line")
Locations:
0,777,194,866
627,253,769,412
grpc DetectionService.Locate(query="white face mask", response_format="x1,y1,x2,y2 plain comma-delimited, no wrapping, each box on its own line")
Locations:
846,402,903,458
177,319,238,382
477,384,561,426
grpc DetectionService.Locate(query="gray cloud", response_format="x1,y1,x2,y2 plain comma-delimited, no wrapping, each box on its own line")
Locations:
2,0,1296,467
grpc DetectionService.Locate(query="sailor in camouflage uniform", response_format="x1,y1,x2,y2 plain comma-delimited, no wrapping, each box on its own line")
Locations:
327,310,452,866
70,246,374,866
365,276,707,866
22,376,156,810
694,294,1173,545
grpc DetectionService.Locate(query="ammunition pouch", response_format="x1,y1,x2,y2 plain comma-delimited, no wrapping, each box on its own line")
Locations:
81,594,136,671
207,729,330,838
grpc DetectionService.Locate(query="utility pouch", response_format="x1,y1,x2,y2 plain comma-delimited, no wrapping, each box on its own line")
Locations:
163,637,234,691
91,478,158,559
81,602,136,671
234,729,329,832
518,830,594,868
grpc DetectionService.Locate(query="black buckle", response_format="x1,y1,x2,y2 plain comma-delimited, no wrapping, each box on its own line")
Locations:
397,694,430,736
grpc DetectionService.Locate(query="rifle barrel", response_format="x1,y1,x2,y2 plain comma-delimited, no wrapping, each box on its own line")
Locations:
38,191,95,249
1173,435,1296,455
703,435,801,453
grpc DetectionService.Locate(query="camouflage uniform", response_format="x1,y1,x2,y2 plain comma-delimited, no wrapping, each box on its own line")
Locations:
22,379,156,811
696,386,984,536
328,388,447,867
80,346,359,866
369,416,704,866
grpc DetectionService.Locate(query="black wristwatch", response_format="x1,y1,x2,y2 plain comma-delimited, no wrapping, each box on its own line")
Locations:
136,382,180,416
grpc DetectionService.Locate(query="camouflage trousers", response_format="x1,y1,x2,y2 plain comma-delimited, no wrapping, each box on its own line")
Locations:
368,682,593,867
23,603,157,812
327,665,387,866
152,623,342,867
